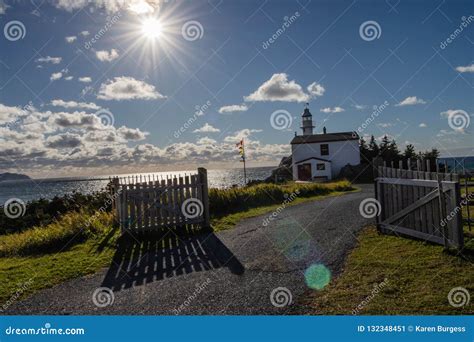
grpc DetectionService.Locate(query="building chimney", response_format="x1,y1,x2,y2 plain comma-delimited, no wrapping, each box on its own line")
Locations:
323,126,327,134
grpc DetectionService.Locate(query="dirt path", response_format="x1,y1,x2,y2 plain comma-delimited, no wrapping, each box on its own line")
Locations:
8,184,374,315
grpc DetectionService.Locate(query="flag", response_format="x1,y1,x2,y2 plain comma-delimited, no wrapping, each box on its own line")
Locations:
236,139,245,162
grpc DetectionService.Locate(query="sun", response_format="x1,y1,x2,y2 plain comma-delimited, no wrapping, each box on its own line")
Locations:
141,18,163,39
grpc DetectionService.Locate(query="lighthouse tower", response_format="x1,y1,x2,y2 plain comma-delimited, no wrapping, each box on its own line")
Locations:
301,103,314,136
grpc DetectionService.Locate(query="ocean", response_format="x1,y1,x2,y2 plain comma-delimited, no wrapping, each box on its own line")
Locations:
0,167,275,204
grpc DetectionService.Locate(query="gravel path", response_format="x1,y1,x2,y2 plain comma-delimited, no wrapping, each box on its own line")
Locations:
8,184,374,315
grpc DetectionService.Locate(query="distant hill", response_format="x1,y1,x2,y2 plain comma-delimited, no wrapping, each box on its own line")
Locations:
0,172,31,182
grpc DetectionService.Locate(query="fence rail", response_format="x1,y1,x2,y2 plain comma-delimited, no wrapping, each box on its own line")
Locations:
109,168,210,234
374,159,464,249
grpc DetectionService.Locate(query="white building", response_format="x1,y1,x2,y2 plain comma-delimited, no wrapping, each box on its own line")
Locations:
291,105,360,181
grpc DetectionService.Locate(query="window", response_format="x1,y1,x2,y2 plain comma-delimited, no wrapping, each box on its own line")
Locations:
320,144,329,156
316,163,325,170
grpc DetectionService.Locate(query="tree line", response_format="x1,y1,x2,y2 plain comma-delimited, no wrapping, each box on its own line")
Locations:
360,135,440,170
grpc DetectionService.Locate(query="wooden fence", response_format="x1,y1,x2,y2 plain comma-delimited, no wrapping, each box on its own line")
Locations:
374,159,464,249
109,168,210,234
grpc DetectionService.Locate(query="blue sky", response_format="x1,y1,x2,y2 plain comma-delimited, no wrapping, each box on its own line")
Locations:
0,0,473,177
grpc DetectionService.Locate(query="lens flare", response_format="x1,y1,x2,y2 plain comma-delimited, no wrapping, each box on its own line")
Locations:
304,264,331,290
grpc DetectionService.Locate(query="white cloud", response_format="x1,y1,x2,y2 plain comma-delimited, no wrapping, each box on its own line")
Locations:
65,36,77,43
244,73,324,103
377,122,393,128
80,30,90,36
223,128,262,143
79,77,92,83
116,126,148,141
218,104,248,114
455,64,474,73
197,137,217,145
419,123,427,128
50,72,63,81
193,123,220,133
46,132,82,148
64,76,74,81
95,49,119,62
36,56,62,64
97,76,166,101
353,104,367,110
307,82,325,97
47,111,105,131
396,96,426,106
51,99,101,110
54,0,160,14
0,101,291,175
320,106,345,113
0,103,29,124
128,0,158,14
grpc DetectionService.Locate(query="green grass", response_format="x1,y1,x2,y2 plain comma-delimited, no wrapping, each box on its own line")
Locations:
0,210,115,257
211,189,358,232
0,236,118,306
0,180,355,305
209,180,354,218
308,226,474,315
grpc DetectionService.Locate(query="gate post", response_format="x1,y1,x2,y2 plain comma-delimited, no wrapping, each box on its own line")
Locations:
451,181,464,249
198,168,210,228
109,177,121,227
372,157,382,233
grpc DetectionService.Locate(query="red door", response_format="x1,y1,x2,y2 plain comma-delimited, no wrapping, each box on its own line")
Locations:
297,163,312,181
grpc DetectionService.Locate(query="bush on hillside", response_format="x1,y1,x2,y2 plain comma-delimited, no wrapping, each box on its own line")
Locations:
209,180,353,217
0,191,114,235
0,210,114,257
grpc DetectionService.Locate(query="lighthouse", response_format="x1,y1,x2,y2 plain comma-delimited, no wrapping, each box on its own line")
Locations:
291,103,360,181
301,103,314,136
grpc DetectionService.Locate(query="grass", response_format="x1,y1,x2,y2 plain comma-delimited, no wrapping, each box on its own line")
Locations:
0,180,355,306
211,188,358,232
0,210,114,257
209,180,354,218
0,235,118,306
0,210,119,306
308,226,474,315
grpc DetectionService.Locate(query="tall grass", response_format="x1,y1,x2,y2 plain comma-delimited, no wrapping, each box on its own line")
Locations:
209,180,353,217
0,210,114,257
0,192,114,235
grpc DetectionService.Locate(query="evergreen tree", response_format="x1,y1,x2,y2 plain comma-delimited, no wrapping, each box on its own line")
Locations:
403,144,416,160
359,137,371,163
368,135,379,160
389,139,401,162
421,148,440,170
379,135,391,161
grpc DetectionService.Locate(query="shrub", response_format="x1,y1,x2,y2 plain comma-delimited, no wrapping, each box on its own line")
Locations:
0,210,114,257
209,180,353,217
0,191,114,235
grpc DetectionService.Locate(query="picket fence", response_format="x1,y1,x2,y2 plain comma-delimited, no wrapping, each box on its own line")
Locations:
108,168,210,234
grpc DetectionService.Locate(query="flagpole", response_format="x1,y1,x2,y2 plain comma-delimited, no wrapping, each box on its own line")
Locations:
236,138,247,186
243,153,247,186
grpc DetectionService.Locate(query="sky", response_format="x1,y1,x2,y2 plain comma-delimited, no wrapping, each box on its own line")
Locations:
0,0,473,178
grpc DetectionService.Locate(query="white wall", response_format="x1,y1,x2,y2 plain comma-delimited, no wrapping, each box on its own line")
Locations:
292,140,360,180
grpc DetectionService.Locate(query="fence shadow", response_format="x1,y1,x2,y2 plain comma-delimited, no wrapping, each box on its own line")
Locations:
101,230,244,291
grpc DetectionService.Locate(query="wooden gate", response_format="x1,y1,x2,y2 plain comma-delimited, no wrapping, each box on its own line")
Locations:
109,168,210,234
374,161,464,249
